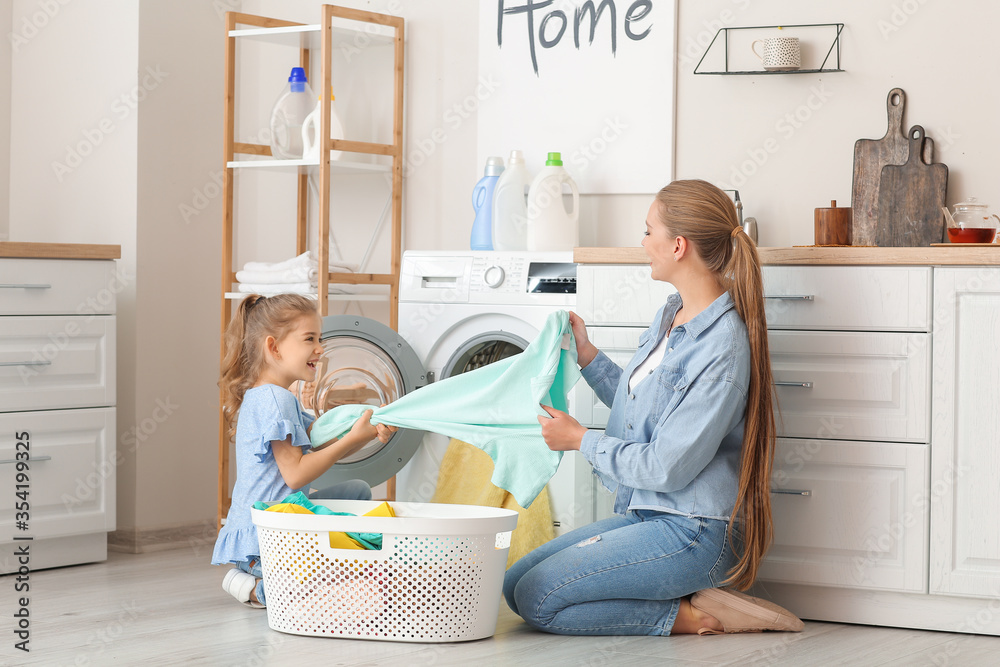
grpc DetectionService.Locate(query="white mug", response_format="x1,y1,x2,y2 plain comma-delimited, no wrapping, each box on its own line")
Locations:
751,37,801,71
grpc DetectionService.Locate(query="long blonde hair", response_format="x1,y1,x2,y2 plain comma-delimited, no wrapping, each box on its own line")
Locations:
219,293,318,439
654,179,776,590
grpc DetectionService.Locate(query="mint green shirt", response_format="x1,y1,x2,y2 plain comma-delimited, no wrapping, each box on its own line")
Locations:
310,310,580,508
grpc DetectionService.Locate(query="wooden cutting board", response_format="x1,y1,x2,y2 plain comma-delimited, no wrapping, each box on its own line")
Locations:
852,88,934,246
876,126,948,247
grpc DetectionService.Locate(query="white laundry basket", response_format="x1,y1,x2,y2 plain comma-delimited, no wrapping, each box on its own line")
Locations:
251,500,518,642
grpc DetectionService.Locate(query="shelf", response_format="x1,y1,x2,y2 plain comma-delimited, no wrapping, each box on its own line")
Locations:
229,21,394,50
694,23,844,75
227,156,390,173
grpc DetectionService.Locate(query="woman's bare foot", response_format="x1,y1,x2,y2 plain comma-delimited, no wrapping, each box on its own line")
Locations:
672,597,724,635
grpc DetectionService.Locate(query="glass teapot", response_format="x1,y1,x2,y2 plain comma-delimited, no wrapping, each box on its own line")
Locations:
946,198,999,243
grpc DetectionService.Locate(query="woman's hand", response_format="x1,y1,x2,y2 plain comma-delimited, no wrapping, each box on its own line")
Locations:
373,404,397,444
569,311,598,368
538,404,587,451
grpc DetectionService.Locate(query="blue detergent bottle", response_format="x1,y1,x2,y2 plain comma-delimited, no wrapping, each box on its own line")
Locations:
470,156,505,250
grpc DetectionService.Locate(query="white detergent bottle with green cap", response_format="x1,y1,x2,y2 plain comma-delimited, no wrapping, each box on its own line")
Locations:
526,152,580,251
491,150,532,251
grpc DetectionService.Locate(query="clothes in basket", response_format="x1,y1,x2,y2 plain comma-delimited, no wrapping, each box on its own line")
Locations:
254,491,394,550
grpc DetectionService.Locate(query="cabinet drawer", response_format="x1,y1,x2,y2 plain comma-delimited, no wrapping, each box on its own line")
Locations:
577,265,676,326
0,408,116,545
763,266,930,332
760,438,928,593
573,327,643,427
770,330,929,443
0,258,117,316
0,316,115,412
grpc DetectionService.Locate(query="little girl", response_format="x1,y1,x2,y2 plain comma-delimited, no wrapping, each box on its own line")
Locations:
212,293,395,608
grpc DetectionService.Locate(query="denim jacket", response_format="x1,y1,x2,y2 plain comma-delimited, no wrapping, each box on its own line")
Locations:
579,291,750,520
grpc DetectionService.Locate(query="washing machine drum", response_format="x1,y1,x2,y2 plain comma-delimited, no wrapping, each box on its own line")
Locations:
298,315,427,490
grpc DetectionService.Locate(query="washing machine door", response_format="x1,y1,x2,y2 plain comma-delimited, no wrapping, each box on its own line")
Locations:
299,315,427,490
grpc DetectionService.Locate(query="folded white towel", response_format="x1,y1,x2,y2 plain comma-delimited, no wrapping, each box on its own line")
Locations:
242,251,358,274
236,266,317,284
237,282,358,295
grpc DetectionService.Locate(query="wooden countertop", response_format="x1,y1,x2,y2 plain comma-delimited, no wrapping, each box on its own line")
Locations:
574,246,1000,266
0,242,121,260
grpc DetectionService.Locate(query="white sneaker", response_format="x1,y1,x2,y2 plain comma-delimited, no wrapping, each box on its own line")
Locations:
222,568,264,608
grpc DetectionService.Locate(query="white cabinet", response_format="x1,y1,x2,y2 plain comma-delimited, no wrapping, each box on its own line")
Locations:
761,266,931,593
0,258,117,574
929,268,1000,598
770,330,930,443
766,438,928,592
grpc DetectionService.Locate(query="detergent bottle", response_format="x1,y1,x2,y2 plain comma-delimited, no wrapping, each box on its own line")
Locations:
269,67,315,159
491,150,532,251
470,156,505,251
526,152,580,251
301,94,346,162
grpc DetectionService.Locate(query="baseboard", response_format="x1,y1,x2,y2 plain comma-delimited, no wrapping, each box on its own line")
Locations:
109,519,218,558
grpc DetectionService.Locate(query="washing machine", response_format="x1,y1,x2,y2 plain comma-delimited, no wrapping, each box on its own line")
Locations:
393,251,603,537
303,251,603,537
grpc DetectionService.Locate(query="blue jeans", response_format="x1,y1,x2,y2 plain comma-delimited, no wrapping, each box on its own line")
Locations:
238,479,373,606
503,510,738,636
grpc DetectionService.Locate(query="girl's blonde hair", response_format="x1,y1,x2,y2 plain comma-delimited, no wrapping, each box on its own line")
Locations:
654,179,776,591
219,293,319,439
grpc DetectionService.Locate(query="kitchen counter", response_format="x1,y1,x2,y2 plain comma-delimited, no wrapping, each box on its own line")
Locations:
0,241,121,260
574,246,1000,266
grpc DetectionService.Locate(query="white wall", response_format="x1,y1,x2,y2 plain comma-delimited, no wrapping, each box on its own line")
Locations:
674,1,988,248
8,0,140,528
0,3,10,241
133,0,225,534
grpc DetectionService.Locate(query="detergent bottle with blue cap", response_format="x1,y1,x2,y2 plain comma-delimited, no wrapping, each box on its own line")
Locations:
470,156,505,250
526,152,579,251
269,66,315,159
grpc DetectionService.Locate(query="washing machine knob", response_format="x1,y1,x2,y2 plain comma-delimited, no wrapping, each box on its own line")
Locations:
483,265,505,288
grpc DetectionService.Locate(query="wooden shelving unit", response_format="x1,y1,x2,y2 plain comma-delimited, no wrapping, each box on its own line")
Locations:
218,6,404,526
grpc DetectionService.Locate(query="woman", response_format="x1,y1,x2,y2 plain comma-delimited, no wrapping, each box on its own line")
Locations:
503,180,803,636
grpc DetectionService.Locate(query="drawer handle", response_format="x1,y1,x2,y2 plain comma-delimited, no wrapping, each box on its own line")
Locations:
0,455,52,465
0,283,52,289
0,360,52,367
771,488,811,496
774,381,813,388
764,294,814,301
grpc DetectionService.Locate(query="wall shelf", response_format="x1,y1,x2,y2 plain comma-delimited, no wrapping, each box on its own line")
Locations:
694,23,844,75
226,157,390,173
228,22,394,49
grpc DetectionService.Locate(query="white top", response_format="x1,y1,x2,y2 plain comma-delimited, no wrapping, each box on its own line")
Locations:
629,331,670,392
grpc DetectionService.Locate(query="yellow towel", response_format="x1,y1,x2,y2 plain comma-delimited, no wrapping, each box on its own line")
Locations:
432,438,555,568
265,500,396,550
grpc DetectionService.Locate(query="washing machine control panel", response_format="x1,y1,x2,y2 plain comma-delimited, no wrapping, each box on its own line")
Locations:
470,254,576,297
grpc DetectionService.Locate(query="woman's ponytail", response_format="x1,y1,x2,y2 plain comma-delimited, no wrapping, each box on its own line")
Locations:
655,180,776,590
722,229,776,590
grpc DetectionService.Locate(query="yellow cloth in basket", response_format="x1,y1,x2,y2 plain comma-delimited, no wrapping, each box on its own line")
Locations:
432,438,555,568
265,500,395,550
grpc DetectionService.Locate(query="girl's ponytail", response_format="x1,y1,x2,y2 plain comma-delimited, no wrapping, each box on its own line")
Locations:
219,295,266,439
218,293,317,439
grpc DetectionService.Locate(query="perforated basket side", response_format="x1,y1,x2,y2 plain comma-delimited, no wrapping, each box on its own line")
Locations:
257,524,510,642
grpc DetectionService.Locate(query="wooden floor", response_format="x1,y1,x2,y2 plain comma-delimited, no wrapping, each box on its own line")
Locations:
8,548,1000,666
